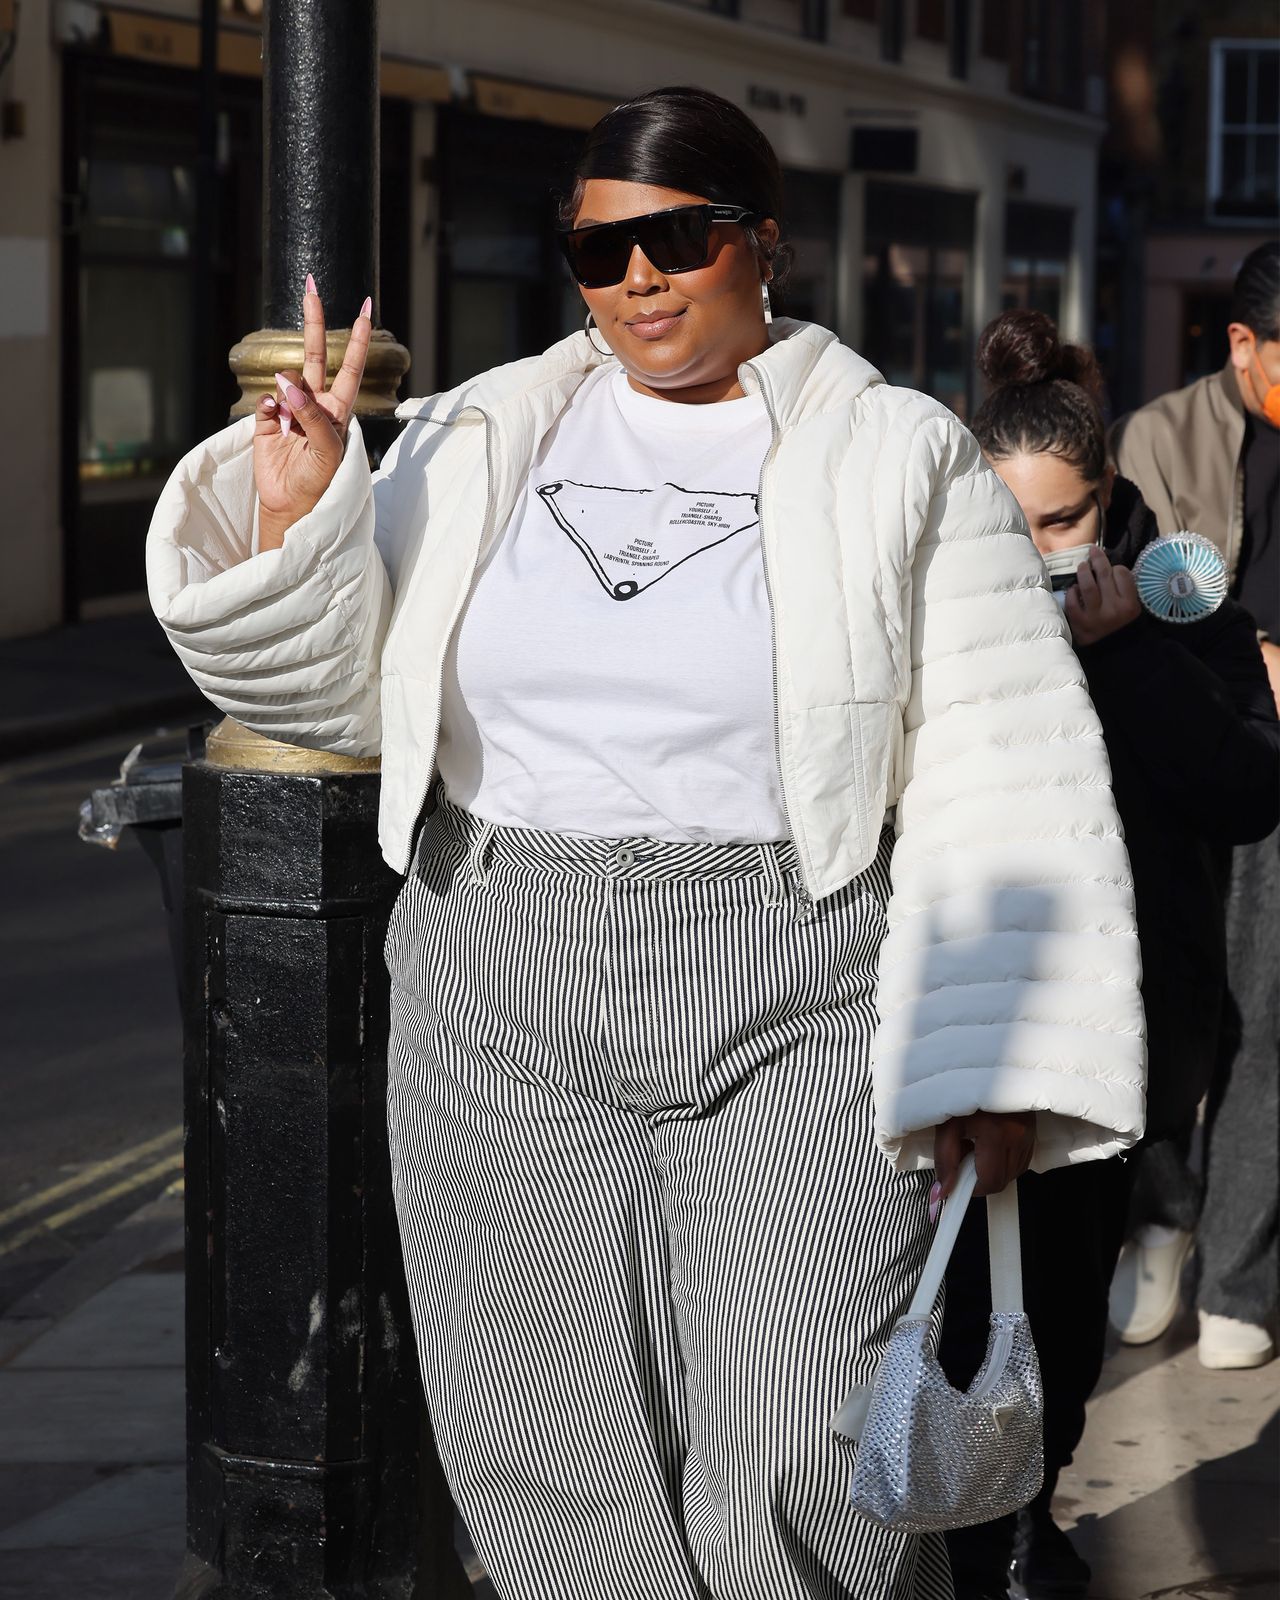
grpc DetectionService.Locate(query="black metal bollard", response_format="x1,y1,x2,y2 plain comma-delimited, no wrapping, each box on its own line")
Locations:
175,728,461,1597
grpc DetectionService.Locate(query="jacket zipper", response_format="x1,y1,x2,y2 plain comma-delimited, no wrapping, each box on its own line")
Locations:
1230,452,1244,584
404,406,499,866
751,365,811,907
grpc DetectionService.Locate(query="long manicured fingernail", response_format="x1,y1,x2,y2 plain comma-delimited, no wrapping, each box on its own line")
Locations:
359,295,372,319
276,372,306,410
305,272,317,296
928,1182,942,1225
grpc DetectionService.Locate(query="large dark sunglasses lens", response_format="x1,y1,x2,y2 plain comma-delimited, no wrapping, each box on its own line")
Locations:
566,225,632,288
637,208,710,273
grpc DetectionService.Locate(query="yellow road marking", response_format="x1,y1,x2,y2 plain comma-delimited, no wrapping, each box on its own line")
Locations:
0,1150,185,1259
0,1125,183,1230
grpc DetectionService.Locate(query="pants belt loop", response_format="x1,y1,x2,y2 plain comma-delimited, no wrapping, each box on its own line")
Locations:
468,820,497,887
758,842,788,906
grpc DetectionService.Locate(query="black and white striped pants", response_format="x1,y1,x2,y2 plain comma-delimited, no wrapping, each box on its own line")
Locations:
385,793,953,1600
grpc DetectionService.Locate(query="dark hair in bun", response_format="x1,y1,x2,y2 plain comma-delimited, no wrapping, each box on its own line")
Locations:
971,310,1107,481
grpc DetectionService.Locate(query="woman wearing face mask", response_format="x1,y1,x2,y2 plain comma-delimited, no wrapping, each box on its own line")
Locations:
147,93,1148,1600
937,310,1279,1600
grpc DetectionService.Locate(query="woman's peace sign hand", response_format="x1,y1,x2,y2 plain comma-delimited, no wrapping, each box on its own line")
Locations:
253,275,373,550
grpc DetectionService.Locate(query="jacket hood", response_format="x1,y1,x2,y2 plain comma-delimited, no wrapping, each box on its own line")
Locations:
393,318,885,430
1102,474,1160,568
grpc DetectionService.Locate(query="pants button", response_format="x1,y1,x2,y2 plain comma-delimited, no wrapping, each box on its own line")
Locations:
614,846,636,868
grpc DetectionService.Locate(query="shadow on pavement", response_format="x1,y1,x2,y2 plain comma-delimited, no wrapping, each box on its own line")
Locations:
1070,1409,1279,1599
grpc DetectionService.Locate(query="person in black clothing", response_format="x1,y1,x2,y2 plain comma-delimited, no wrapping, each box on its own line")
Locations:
938,310,1280,1600
1113,241,1280,1371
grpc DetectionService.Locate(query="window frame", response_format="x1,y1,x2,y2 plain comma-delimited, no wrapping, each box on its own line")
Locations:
1206,37,1280,225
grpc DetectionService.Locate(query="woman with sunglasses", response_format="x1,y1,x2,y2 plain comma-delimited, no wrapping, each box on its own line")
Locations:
148,89,1146,1600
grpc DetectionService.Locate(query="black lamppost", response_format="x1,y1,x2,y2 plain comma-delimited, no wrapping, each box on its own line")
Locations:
174,4,464,1595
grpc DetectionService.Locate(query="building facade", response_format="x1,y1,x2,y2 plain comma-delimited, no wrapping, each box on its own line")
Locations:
1,0,1106,637
1098,0,1278,414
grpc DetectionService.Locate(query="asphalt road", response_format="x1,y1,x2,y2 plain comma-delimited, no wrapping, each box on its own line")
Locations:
0,730,185,1314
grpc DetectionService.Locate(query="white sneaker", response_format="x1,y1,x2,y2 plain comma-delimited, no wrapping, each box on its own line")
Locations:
1198,1311,1275,1370
1109,1226,1194,1344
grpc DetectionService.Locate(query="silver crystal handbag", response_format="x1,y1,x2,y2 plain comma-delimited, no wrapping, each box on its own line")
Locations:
831,1154,1044,1532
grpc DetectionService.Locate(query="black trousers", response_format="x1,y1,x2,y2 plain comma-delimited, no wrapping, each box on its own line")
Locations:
938,1158,1134,1590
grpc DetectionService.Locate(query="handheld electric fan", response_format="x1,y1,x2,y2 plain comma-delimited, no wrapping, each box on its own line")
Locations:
1131,532,1228,624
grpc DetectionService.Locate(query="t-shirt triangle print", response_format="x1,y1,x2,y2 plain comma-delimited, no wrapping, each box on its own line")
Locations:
536,479,761,601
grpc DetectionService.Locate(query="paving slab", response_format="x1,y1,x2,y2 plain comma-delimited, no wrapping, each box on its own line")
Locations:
0,612,211,761
8,1274,182,1371
0,1366,183,1466
0,1465,183,1551
0,1544,181,1600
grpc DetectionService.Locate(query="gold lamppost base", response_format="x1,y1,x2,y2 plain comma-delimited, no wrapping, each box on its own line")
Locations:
228,325,411,420
205,717,381,774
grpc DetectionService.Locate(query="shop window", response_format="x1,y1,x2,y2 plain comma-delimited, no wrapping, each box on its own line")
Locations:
862,181,976,418
1001,201,1073,327
438,109,583,387
1208,40,1280,223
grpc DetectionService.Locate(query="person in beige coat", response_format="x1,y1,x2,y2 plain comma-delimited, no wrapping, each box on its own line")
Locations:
1110,241,1279,1372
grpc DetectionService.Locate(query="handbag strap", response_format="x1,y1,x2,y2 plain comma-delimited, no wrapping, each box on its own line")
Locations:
905,1154,1023,1319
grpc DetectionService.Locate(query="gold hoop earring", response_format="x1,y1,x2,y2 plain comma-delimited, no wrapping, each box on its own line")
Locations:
584,311,611,356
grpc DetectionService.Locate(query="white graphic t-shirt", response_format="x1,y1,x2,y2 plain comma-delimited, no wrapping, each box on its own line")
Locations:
436,362,788,842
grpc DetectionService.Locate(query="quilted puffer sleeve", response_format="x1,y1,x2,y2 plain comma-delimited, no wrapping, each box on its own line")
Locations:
146,414,398,757
873,414,1147,1173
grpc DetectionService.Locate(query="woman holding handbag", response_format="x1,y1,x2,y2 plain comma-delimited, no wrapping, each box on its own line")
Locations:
147,90,1145,1600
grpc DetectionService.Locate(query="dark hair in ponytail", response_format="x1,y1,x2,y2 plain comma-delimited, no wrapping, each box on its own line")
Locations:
558,86,793,296
971,310,1107,481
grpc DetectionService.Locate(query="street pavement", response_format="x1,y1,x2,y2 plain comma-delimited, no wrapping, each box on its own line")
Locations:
0,1187,1273,1597
0,726,190,1315
0,610,210,762
0,618,1274,1596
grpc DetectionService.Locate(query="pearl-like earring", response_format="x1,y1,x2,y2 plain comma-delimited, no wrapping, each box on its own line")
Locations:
761,280,773,325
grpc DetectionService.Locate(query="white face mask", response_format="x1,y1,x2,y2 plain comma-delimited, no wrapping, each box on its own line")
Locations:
1043,543,1098,609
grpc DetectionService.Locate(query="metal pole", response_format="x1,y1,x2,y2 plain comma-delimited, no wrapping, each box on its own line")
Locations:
228,0,409,460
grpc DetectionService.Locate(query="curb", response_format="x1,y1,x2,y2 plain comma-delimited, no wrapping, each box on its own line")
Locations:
0,695,211,764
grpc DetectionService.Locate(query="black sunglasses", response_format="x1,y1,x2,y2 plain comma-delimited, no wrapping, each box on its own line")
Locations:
557,203,759,288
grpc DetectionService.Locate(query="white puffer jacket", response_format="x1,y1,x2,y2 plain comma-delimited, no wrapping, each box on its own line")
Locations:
148,319,1146,1171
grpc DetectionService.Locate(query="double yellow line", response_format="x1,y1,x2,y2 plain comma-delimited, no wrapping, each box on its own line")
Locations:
0,1125,184,1260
